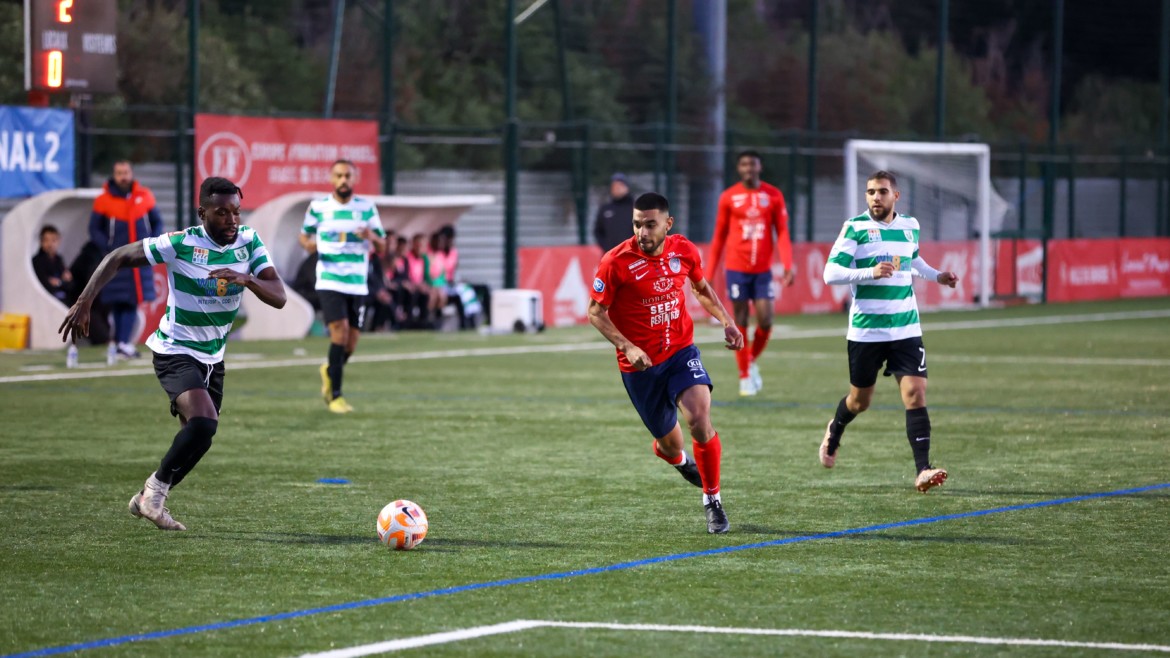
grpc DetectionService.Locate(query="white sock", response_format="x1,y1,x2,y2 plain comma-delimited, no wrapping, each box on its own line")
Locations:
703,492,721,505
146,473,169,493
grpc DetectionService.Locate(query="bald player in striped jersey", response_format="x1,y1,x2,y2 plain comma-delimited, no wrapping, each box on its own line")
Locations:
60,177,287,530
300,160,387,414
819,170,957,493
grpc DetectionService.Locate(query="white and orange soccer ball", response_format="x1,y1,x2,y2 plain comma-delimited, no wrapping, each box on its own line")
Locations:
376,500,428,550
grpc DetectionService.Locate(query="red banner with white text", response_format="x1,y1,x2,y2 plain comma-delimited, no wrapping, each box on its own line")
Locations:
194,114,380,209
518,238,1169,327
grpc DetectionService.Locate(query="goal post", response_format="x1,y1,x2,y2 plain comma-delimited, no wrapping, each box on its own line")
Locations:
844,139,1006,308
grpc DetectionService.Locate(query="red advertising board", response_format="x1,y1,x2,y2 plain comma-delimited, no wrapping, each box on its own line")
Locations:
519,238,1169,327
519,241,987,327
1117,238,1170,298
194,114,380,209
1047,238,1170,302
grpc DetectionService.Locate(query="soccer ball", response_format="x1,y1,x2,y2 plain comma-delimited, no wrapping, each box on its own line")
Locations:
376,500,429,550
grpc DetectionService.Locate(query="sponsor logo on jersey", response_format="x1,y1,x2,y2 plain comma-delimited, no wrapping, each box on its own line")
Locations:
593,277,605,293
653,278,672,293
234,247,249,262
628,259,647,271
669,257,681,273
192,247,209,265
868,228,882,242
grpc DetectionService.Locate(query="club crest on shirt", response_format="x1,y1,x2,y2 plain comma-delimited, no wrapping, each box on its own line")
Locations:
668,257,681,273
192,247,209,265
868,228,882,242
653,278,672,293
234,247,249,261
904,230,915,242
593,277,605,293
758,194,770,207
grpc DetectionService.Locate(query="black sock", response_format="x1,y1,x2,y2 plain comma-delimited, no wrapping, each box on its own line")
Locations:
157,417,218,485
828,397,856,452
328,343,346,398
906,407,932,473
169,435,212,488
343,351,352,365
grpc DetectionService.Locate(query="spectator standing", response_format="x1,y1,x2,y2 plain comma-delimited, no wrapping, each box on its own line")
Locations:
592,173,635,254
89,160,163,364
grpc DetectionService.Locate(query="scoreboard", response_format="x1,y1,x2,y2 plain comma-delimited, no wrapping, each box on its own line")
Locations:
24,0,118,94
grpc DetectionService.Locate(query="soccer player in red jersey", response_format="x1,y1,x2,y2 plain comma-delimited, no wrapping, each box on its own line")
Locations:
707,150,795,396
589,192,744,534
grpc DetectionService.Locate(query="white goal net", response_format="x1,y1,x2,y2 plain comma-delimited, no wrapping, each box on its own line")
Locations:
844,140,1012,308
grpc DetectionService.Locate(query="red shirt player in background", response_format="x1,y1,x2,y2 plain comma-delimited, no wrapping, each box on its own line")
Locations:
707,150,796,397
589,192,743,534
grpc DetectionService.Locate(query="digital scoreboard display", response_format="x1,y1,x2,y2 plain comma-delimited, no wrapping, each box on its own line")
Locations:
24,0,119,94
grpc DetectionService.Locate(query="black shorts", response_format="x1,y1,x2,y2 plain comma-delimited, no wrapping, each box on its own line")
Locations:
319,290,367,326
153,352,225,418
847,336,927,388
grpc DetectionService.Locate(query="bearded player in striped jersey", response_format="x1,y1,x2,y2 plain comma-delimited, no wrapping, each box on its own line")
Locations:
820,171,957,493
300,159,387,414
589,192,743,534
60,177,287,530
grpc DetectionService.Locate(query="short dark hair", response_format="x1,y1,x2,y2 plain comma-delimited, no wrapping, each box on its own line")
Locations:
40,224,60,238
868,170,897,187
736,149,762,163
331,159,355,169
199,177,243,206
633,192,670,213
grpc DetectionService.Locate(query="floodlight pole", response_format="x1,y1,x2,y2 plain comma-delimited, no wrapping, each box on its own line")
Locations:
935,0,948,139
1159,0,1169,235
805,0,819,242
381,0,396,194
665,0,678,206
504,0,519,288
324,0,346,118
1041,0,1063,303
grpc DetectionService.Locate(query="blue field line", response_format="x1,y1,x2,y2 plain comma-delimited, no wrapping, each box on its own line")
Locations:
7,482,1170,658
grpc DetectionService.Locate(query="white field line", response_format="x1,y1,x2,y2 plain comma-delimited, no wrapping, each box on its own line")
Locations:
296,619,1170,656
294,620,544,658
772,351,1170,368
3,308,1168,385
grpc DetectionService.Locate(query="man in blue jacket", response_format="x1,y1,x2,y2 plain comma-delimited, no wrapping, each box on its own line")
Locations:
89,160,163,363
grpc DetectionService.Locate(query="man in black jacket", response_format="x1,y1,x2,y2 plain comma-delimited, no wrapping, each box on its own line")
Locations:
592,173,634,253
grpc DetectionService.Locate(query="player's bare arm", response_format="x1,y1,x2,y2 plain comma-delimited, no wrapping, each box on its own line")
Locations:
207,266,288,309
588,299,652,370
59,241,150,343
690,278,744,350
298,233,318,254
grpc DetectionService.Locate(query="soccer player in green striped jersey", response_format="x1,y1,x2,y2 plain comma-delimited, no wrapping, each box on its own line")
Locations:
299,160,387,414
819,171,958,493
60,177,287,530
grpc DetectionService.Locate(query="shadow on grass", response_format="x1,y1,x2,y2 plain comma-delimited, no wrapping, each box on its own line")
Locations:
735,523,1036,545
182,531,567,550
418,537,567,552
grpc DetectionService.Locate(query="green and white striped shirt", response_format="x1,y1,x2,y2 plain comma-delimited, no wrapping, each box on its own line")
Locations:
143,225,273,363
302,195,386,296
824,212,938,343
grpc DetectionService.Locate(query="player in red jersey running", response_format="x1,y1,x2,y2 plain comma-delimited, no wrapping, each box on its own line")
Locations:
707,150,795,396
589,192,744,534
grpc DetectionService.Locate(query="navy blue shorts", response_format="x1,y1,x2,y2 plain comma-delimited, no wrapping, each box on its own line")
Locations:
620,344,713,439
726,269,774,301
